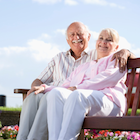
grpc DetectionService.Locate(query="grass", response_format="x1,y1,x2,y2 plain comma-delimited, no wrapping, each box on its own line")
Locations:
0,107,140,114
0,107,21,111
0,139,16,140
127,108,140,115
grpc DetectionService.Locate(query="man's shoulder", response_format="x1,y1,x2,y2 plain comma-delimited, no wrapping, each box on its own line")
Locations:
53,51,68,58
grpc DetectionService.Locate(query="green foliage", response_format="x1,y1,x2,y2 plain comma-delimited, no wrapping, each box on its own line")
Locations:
0,121,2,128
127,108,140,115
0,107,21,111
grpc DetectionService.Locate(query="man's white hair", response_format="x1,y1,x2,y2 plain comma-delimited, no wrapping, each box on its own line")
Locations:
65,22,90,40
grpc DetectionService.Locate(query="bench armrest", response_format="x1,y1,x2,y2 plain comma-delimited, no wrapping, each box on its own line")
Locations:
14,89,30,101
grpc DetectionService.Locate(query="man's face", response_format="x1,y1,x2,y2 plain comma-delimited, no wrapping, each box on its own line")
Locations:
66,23,90,55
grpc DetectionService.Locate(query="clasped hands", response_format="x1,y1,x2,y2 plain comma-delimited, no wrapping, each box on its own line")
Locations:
27,85,77,96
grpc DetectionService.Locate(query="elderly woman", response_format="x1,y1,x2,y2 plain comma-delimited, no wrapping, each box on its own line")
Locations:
43,28,127,140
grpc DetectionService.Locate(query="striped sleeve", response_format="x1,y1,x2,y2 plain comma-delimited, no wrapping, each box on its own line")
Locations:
37,58,55,84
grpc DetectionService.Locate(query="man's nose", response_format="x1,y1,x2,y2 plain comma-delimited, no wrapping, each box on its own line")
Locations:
74,33,80,39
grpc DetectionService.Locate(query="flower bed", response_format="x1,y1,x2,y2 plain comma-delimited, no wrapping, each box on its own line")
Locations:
0,125,19,139
84,129,140,140
1,123,140,140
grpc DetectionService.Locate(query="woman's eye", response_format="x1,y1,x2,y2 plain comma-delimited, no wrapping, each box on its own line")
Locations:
99,37,103,40
106,39,112,42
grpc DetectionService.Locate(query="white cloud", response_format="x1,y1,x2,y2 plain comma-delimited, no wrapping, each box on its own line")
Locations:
82,0,125,9
0,46,26,56
39,33,51,40
32,0,62,4
64,0,78,5
0,63,12,70
109,3,125,9
32,0,125,8
0,33,61,64
27,39,60,61
90,31,99,40
83,0,107,5
118,36,131,51
117,36,140,57
132,48,140,57
56,29,66,35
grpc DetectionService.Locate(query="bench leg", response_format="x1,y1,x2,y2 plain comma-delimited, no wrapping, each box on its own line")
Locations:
22,94,27,101
77,129,84,140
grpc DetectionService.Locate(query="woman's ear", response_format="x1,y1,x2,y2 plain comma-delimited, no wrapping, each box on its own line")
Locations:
115,45,119,51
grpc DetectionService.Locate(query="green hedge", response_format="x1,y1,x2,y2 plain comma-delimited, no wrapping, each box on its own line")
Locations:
0,107,21,112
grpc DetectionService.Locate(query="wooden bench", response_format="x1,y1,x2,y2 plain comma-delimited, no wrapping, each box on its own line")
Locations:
78,58,140,139
14,58,140,139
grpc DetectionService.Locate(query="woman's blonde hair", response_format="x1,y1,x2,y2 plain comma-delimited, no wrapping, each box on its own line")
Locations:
100,28,119,44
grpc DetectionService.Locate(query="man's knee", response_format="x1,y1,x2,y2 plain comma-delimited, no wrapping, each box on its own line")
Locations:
24,92,43,104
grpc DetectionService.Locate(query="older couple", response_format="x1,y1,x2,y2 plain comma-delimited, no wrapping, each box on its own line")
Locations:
17,22,135,140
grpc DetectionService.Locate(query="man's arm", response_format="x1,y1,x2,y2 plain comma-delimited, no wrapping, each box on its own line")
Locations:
27,56,56,96
31,79,43,87
111,49,136,72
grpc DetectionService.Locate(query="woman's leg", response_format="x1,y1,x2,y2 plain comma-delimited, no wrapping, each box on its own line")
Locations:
58,89,122,140
46,87,72,140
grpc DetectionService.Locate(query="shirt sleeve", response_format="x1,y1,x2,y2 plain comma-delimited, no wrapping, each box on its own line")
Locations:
76,59,127,90
37,57,55,85
43,62,87,93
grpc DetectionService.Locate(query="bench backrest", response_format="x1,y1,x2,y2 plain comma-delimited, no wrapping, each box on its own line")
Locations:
125,58,140,116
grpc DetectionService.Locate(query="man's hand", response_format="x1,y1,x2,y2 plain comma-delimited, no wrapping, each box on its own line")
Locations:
27,86,45,96
67,86,77,91
111,49,129,73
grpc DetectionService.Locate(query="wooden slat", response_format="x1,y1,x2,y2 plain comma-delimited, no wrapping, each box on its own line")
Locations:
14,89,29,101
14,89,29,94
125,68,136,115
82,116,140,131
127,58,140,68
131,73,140,116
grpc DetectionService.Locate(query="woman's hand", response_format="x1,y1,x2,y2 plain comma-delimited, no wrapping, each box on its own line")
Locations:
27,85,45,96
67,86,77,91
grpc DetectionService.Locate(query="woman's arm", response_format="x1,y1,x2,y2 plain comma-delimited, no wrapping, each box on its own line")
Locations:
76,58,127,90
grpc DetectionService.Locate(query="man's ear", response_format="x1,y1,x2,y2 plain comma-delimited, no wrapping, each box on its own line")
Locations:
88,33,91,41
66,39,70,45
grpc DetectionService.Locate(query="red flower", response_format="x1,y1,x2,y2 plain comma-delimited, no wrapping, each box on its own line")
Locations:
115,131,121,135
14,125,19,131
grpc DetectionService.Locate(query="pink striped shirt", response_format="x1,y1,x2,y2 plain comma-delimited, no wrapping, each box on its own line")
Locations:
38,48,97,86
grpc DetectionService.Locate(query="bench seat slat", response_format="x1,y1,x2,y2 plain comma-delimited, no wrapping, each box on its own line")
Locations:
82,116,140,131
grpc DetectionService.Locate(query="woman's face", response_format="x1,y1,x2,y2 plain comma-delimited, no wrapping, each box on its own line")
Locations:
96,30,119,59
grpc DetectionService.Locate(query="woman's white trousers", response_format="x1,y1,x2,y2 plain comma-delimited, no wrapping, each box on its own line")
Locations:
47,87,122,140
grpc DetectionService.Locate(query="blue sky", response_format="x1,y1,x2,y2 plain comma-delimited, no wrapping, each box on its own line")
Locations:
0,0,140,107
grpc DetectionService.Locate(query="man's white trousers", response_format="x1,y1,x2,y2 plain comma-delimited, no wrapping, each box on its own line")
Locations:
16,92,48,140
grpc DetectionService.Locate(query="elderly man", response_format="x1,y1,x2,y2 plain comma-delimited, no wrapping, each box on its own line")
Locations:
16,22,135,140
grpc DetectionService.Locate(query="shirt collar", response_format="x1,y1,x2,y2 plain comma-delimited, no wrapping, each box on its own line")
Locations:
66,47,90,56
